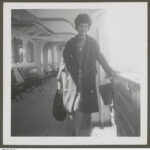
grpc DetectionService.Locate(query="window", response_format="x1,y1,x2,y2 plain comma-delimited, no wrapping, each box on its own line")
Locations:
27,41,34,63
47,49,53,71
12,38,23,63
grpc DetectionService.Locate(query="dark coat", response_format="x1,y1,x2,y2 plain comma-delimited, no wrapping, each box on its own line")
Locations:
63,35,114,113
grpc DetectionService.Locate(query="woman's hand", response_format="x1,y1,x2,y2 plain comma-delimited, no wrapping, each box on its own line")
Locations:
106,70,119,80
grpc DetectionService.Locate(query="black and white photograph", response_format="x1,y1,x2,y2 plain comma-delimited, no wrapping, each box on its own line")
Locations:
3,2,148,145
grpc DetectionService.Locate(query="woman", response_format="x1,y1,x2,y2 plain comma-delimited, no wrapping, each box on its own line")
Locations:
63,13,116,136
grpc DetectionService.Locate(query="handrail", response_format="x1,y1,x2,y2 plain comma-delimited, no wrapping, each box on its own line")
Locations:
115,73,140,85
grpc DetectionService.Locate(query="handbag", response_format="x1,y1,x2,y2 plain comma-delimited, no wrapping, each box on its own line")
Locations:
99,83,114,105
52,89,67,121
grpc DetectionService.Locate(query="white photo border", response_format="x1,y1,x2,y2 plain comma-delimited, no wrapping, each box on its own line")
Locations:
3,2,148,145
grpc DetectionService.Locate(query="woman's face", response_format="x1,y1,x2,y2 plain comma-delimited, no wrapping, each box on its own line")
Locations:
76,23,89,36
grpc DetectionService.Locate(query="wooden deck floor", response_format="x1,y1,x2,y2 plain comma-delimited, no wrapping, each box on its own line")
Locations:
11,78,73,136
11,77,116,137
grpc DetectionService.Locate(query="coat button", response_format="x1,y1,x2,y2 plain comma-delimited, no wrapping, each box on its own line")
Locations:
70,55,73,58
90,90,94,93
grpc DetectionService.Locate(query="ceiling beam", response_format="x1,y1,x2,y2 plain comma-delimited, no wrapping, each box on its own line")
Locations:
39,17,75,28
